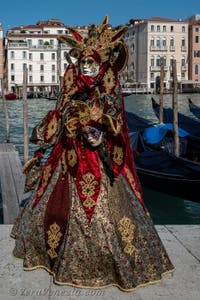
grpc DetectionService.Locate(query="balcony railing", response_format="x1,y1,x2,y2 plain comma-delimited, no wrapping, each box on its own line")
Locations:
7,43,58,50
150,46,168,51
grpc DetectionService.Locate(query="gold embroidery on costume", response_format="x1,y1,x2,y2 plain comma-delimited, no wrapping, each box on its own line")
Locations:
61,86,78,110
124,167,142,199
82,46,95,57
47,223,62,259
64,68,74,90
80,173,98,208
118,216,136,255
37,165,52,197
113,146,123,165
61,151,67,175
45,114,59,141
102,68,116,94
68,149,77,167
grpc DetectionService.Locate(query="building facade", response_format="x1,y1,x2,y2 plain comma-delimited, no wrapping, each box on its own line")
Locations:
4,19,73,97
122,17,189,92
188,20,200,84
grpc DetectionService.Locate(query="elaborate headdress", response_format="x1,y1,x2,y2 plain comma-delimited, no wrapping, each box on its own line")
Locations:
58,16,128,73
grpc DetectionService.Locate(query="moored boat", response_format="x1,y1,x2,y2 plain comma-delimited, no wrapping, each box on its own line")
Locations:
5,92,16,100
126,110,200,203
188,98,200,119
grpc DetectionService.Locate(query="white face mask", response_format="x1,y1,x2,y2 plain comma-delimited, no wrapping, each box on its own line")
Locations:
79,57,100,77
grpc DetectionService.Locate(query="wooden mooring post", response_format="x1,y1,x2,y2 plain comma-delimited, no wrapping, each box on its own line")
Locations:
172,59,180,157
23,67,29,163
159,57,164,124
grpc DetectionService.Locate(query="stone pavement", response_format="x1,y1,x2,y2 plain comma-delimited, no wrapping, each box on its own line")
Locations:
0,225,200,300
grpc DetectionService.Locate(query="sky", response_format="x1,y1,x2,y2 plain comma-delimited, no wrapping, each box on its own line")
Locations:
0,0,200,34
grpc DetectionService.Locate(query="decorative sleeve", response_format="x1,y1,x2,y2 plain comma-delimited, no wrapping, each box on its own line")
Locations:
30,109,61,148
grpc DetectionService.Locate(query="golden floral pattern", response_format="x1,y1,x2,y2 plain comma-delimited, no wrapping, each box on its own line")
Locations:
67,149,77,167
37,165,52,197
124,167,142,200
118,216,136,255
80,173,98,208
61,151,68,176
45,114,59,141
64,68,74,90
102,68,116,94
113,146,123,165
47,223,63,259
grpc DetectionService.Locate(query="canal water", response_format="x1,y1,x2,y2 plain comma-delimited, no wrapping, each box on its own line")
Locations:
1,93,200,224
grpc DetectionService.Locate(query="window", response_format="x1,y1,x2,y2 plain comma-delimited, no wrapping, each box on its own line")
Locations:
163,25,166,32
38,39,43,46
40,53,44,60
151,25,154,32
40,65,44,71
181,72,185,78
52,64,56,71
194,50,200,57
182,26,185,33
22,51,27,59
156,39,161,47
29,65,32,71
132,44,135,51
11,75,15,82
181,58,186,67
162,39,167,47
157,25,160,32
151,57,154,66
195,27,199,32
170,39,174,46
195,64,199,75
23,63,27,71
40,75,44,82
29,53,32,60
10,63,14,71
170,26,174,32
50,39,54,45
64,63,67,70
52,75,56,82
10,51,15,59
156,57,161,66
181,39,186,47
150,72,154,79
63,51,67,59
150,39,154,47
195,36,199,43
29,76,32,82
52,53,56,60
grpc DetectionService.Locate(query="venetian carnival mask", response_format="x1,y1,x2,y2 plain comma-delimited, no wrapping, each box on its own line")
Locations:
79,56,100,77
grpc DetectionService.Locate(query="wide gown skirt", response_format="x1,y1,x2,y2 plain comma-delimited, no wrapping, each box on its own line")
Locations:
11,160,174,291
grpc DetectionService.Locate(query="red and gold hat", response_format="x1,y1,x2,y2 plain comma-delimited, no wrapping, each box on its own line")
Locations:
58,16,128,73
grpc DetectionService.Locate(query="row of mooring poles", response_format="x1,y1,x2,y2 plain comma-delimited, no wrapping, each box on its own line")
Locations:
159,57,180,157
0,66,29,163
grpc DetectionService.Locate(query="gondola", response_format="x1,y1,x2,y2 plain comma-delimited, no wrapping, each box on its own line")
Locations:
126,110,200,203
188,98,200,119
151,97,200,137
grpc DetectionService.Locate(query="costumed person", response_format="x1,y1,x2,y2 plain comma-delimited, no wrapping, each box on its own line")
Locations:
11,16,174,291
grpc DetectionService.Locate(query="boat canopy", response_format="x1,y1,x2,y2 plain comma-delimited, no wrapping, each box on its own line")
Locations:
143,123,189,144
